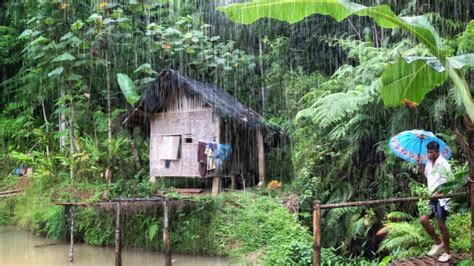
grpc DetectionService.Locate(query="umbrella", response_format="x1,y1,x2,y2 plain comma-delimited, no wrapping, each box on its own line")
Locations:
389,129,451,164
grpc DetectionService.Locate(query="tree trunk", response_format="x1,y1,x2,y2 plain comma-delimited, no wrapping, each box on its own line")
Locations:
105,48,112,185
59,89,66,151
456,116,474,261
68,101,76,181
131,127,141,173
463,118,474,261
470,173,474,261
41,99,50,158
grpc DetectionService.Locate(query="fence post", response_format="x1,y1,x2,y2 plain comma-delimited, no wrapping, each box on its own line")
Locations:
115,202,122,266
163,197,172,266
313,201,321,266
69,206,74,262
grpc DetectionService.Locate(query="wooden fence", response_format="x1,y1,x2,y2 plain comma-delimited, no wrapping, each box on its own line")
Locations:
57,197,196,266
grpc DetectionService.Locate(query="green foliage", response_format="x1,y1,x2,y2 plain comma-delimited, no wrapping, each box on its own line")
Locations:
217,0,446,56
378,221,427,257
0,26,18,66
218,0,474,124
380,212,471,259
458,20,474,54
117,73,140,105
108,178,159,199
209,193,312,265
1,0,473,264
446,54,474,69
380,57,448,107
0,199,17,225
320,247,379,265
458,259,472,266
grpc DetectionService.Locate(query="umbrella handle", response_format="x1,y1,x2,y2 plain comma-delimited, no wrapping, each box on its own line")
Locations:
415,141,423,174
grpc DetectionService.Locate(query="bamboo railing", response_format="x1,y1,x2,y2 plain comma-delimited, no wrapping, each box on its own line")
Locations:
312,192,466,266
56,197,196,265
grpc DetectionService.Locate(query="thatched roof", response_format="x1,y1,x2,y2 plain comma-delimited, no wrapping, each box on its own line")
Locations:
130,69,277,131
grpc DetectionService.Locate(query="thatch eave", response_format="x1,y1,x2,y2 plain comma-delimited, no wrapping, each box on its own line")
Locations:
124,69,283,134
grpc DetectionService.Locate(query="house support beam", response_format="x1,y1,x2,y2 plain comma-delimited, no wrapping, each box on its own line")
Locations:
212,177,221,196
231,175,237,190
257,129,265,184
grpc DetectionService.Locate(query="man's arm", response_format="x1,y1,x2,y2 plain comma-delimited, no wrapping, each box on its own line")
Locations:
417,157,425,175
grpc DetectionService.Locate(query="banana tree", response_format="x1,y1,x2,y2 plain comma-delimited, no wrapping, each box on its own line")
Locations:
217,0,474,262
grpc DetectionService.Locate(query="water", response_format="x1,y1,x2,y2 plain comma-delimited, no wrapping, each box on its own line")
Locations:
0,226,229,266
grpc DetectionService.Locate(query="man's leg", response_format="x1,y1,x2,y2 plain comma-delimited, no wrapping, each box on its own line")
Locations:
419,215,441,244
437,218,450,254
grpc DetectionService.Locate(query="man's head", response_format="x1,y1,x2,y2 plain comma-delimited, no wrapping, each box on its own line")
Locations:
426,141,440,161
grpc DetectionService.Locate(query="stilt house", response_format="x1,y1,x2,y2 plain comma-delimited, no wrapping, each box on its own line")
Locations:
128,69,278,188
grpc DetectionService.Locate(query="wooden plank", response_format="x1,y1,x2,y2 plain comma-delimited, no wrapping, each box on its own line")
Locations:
0,192,22,198
389,253,466,266
0,189,23,195
171,188,203,193
257,129,265,183
320,192,466,209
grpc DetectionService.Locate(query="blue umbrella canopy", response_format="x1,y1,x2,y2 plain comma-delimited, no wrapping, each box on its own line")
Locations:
389,129,451,164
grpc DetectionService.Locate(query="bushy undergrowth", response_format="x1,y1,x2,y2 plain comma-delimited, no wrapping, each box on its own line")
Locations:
0,198,16,225
209,193,313,265
380,212,471,259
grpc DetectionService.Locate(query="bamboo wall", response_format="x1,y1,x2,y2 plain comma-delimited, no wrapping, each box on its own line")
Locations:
149,89,220,179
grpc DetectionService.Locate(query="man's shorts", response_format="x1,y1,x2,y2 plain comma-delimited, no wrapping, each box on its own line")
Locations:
429,200,448,221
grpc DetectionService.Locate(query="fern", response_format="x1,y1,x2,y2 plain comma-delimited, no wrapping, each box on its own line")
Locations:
378,222,426,253
310,90,369,128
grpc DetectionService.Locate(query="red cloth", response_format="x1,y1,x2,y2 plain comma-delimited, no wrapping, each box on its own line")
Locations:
197,141,207,177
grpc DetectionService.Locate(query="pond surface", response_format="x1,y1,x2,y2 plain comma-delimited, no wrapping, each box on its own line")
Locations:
0,226,229,266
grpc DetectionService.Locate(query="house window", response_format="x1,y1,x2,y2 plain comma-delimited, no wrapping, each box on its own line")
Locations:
185,137,193,143
159,135,181,160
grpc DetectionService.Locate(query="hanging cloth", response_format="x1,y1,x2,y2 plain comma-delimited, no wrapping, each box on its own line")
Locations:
212,144,232,168
197,141,207,177
205,144,217,171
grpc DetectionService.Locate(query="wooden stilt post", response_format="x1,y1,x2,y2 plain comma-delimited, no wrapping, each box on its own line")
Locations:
69,206,74,262
257,129,265,184
313,201,321,266
231,175,237,190
163,198,172,266
115,202,122,266
211,177,221,196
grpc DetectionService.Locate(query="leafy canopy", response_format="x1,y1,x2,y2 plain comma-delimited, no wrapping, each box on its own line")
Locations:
217,0,446,57
218,0,474,120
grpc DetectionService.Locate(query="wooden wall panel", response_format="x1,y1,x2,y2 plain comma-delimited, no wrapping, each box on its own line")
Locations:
149,94,219,178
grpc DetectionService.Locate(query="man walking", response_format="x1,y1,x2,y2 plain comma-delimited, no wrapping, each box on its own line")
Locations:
418,141,451,262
